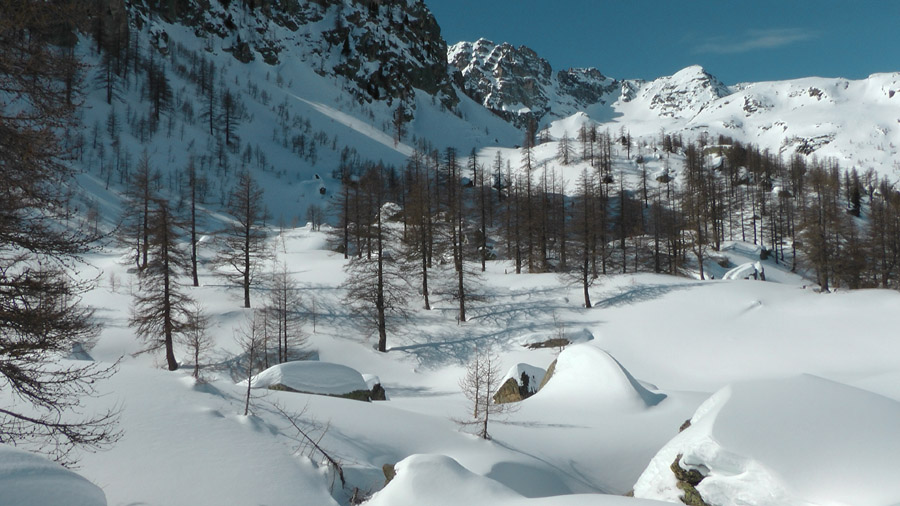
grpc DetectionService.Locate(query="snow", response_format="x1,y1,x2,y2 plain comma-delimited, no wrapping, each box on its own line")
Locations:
367,454,673,506
634,375,900,506
74,365,340,506
10,225,900,506
287,93,415,157
545,112,595,140
518,327,594,347
722,261,764,280
0,444,107,506
246,361,370,395
536,345,666,409
7,5,900,506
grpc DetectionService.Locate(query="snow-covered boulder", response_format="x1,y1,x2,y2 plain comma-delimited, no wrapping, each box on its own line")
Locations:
633,375,900,506
536,345,666,408
493,363,547,404
366,453,671,506
244,361,372,401
521,328,594,350
0,444,107,506
722,261,765,281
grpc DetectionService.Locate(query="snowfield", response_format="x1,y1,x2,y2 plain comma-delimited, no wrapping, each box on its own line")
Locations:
5,3,900,504
7,226,900,506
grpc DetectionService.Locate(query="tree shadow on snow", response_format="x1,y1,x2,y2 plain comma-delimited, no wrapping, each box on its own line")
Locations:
593,282,700,309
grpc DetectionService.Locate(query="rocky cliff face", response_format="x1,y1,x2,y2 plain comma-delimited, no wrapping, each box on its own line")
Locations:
449,39,738,128
635,65,731,118
126,0,459,114
448,38,617,128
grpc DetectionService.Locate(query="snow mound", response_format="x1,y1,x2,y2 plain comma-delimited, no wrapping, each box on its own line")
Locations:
722,261,764,280
366,454,521,506
633,375,900,506
545,112,594,140
537,345,666,408
366,454,672,506
0,444,107,506
245,361,369,395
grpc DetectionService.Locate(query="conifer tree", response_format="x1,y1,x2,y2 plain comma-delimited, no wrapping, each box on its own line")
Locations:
130,199,193,371
216,170,268,308
342,166,410,352
1,0,120,461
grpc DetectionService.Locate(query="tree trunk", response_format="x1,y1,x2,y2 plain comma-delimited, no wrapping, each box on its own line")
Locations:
190,163,199,287
376,212,387,352
161,210,178,371
582,258,592,309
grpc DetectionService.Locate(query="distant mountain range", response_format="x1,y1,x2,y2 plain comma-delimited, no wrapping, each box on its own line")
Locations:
449,37,900,173
86,0,900,185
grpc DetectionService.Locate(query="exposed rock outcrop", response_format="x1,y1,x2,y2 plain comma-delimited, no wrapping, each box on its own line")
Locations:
671,454,710,506
448,38,617,128
127,0,459,114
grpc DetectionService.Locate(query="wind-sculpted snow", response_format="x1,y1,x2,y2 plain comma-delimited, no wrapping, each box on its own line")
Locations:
634,375,900,506
366,454,674,506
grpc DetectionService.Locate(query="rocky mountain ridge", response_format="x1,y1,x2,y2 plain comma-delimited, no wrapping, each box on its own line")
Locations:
449,37,900,171
124,0,459,115
448,38,619,128
89,1,900,173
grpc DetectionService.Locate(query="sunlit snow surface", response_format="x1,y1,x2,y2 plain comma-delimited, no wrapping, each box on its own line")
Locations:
245,361,369,395
10,4,900,503
0,445,107,506
634,375,900,506
34,225,895,506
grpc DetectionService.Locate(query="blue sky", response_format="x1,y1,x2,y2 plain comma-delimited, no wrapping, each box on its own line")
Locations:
427,0,899,84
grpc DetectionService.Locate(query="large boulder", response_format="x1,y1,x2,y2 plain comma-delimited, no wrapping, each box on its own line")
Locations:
493,363,546,404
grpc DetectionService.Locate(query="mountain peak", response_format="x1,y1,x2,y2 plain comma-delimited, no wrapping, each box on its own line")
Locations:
448,39,618,127
630,65,731,118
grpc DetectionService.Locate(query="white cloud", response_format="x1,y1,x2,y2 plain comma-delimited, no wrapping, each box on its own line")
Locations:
694,28,818,54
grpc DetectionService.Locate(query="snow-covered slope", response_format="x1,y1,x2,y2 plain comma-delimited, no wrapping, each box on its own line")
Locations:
70,0,520,233
7,223,900,505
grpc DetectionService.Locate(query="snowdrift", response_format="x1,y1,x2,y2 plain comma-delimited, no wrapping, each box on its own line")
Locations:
535,345,666,408
366,453,673,506
722,261,765,281
0,444,107,506
633,375,900,506
245,361,370,397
